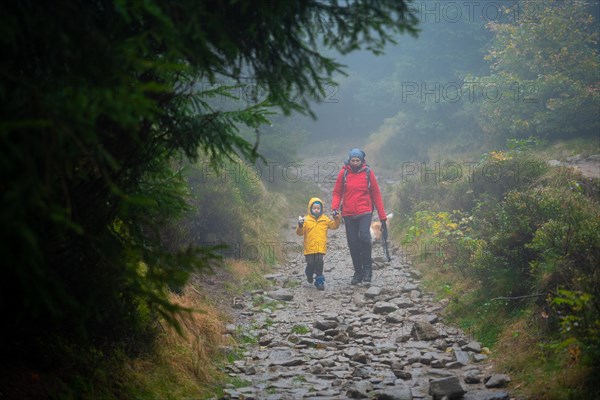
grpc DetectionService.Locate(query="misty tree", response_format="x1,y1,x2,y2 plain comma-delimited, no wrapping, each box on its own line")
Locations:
472,0,599,141
356,7,494,166
0,0,418,370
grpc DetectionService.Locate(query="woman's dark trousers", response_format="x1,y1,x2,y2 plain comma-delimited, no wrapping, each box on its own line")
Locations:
344,214,372,283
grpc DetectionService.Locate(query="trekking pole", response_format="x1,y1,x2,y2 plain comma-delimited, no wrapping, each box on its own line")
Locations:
382,220,392,262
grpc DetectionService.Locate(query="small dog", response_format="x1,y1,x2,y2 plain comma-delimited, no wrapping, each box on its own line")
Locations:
370,213,393,243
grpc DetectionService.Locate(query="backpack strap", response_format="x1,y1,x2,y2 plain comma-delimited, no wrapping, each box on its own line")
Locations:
341,166,371,211
343,166,370,189
340,169,349,212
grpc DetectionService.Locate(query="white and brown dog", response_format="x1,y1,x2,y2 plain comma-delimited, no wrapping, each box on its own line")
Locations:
370,213,393,243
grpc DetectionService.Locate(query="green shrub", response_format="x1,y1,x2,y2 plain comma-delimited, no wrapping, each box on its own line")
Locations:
526,188,600,365
397,141,600,374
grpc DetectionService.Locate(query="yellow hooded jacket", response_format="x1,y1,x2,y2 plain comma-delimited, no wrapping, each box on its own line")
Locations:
296,197,340,255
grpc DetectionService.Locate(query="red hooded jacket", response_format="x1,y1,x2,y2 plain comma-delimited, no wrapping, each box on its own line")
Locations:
331,164,387,220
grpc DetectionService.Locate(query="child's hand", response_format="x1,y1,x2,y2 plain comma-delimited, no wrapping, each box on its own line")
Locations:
332,210,340,218
298,216,305,227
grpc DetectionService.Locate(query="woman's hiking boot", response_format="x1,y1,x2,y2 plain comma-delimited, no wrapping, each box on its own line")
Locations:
363,266,372,285
351,273,363,285
351,266,363,285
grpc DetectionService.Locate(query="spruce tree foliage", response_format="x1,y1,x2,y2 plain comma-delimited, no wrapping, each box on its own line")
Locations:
0,0,417,372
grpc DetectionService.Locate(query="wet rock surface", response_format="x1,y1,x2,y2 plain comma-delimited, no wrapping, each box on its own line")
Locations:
220,227,512,399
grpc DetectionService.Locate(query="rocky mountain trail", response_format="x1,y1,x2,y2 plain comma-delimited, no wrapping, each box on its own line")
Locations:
217,225,514,400
548,153,600,179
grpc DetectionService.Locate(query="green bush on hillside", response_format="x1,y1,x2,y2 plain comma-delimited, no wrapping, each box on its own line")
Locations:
396,152,549,218
397,147,600,372
527,188,600,362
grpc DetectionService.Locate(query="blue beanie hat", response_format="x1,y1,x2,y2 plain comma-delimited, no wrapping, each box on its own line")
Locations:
348,148,366,161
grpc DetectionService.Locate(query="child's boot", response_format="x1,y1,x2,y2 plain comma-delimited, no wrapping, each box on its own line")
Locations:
305,265,314,283
315,275,325,290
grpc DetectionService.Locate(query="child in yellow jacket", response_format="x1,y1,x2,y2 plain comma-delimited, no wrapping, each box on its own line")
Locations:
296,197,341,290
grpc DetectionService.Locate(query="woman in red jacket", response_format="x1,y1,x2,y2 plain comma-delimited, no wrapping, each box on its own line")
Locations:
332,148,388,285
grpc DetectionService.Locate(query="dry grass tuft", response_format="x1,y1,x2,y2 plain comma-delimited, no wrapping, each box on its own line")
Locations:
228,260,253,280
161,285,232,383
124,283,235,399
495,317,542,373
123,258,274,398
494,316,593,400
